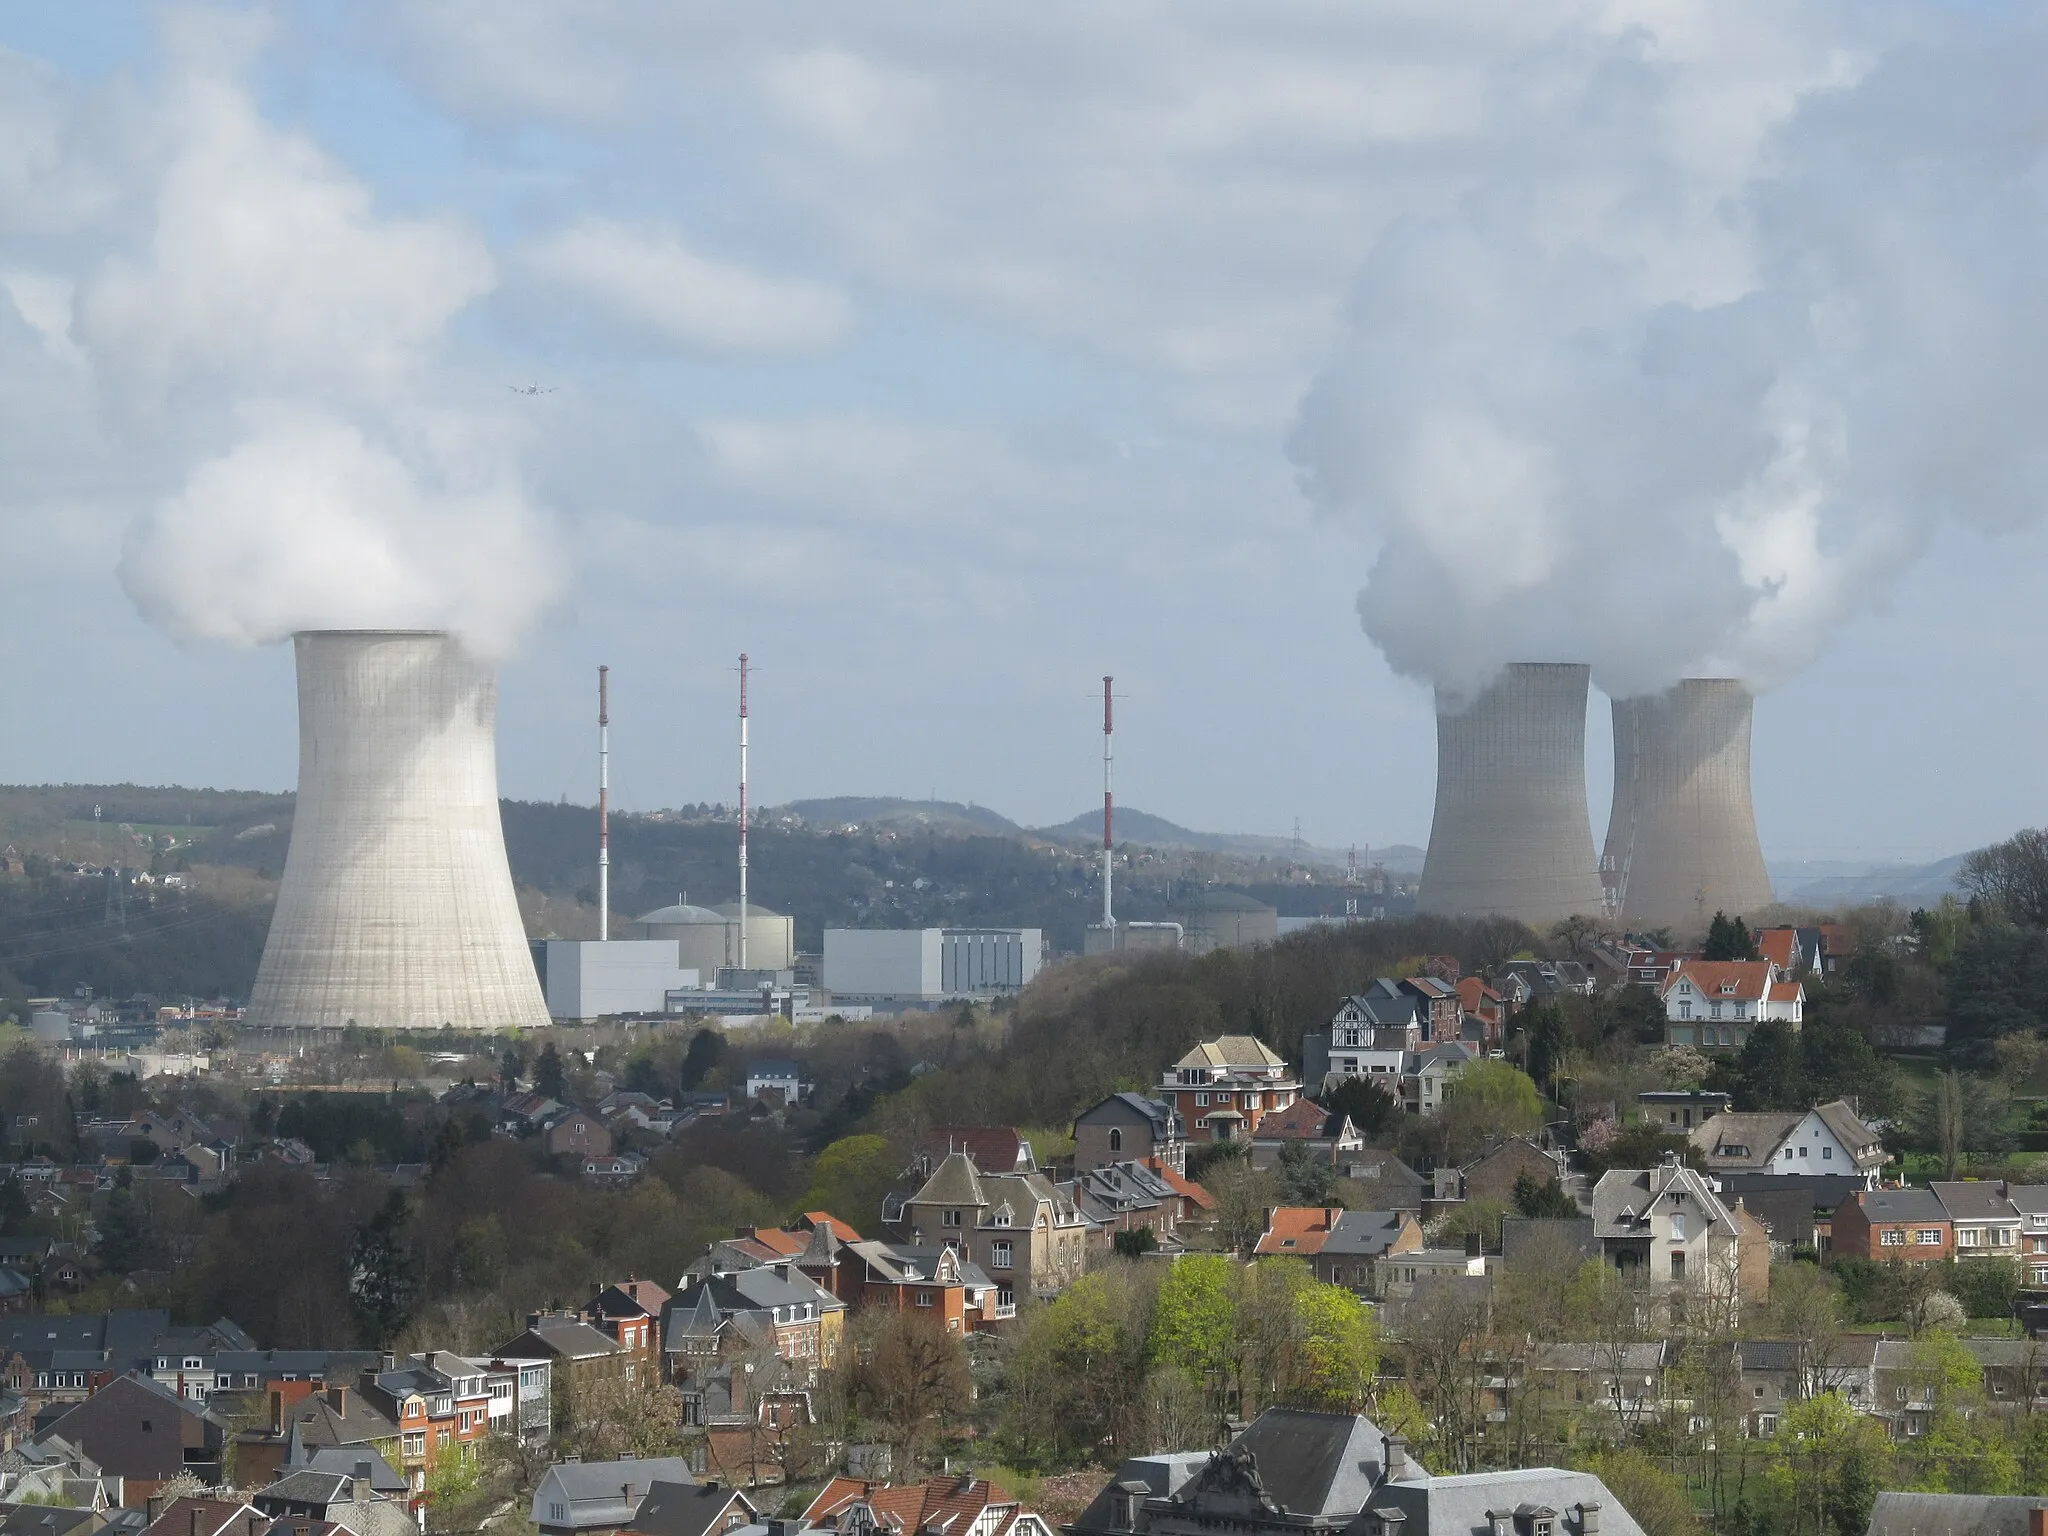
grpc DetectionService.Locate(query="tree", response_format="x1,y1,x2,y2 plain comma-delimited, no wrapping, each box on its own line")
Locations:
532,1042,566,1101
1277,1140,1340,1206
1511,1172,1577,1220
1149,1254,1235,1389
1321,1077,1398,1138
1521,1000,1569,1090
349,1190,420,1346
1960,828,2048,928
95,1180,147,1273
681,1027,728,1091
1575,1450,1697,1536
800,1135,900,1226
849,1309,973,1472
1436,1060,1545,1164
1207,1159,1284,1255
1704,911,1758,961
1279,1277,1380,1413
1734,1020,1805,1112
1113,1227,1159,1258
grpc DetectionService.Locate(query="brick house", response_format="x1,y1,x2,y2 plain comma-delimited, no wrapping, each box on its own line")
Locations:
837,1241,1004,1331
1254,1207,1423,1294
1159,1036,1301,1144
895,1152,1088,1301
1247,1100,1363,1171
581,1280,671,1376
1832,1187,1951,1262
493,1313,630,1415
355,1353,493,1496
1458,1138,1567,1206
662,1263,845,1378
541,1110,613,1161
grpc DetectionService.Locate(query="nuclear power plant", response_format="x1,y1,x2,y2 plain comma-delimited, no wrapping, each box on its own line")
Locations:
244,630,552,1032
1601,678,1775,927
1418,663,1607,925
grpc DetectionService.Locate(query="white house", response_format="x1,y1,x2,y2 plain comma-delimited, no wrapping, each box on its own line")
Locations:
1688,1099,1887,1187
1659,960,1803,1050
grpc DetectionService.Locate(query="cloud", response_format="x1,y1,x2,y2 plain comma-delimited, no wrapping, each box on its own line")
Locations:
526,217,850,354
119,409,560,656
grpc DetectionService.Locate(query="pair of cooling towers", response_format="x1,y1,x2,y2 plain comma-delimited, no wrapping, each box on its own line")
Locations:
1418,662,1774,929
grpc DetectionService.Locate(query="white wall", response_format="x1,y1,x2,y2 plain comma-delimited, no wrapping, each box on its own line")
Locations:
544,940,700,1020
823,929,943,999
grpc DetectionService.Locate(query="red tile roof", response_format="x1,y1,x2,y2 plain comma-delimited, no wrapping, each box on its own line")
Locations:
1143,1157,1216,1211
1754,928,1799,970
916,1127,1031,1175
1254,1098,1338,1141
1661,959,1773,1003
798,1212,863,1242
1254,1206,1340,1256
805,1475,1029,1536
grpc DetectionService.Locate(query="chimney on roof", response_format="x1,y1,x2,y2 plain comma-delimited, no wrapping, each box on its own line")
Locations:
1576,1501,1601,1535
325,1384,348,1415
269,1389,285,1436
527,1313,543,1331
1382,1434,1407,1481
353,1462,372,1503
1465,1230,1481,1258
189,1507,199,1536
381,1351,396,1372
2029,1509,2048,1536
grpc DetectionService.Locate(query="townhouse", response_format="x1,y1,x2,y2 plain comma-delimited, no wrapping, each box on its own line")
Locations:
837,1240,1005,1332
1072,1094,1184,1174
1158,1037,1301,1144
803,1475,1056,1536
581,1279,671,1377
1254,1207,1424,1296
1932,1181,2024,1261
1590,1159,1767,1302
354,1353,492,1494
662,1263,845,1378
2012,1186,2048,1283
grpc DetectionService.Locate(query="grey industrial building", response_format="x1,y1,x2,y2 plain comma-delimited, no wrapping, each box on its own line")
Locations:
822,927,1042,1001
537,940,700,1022
245,630,551,1032
1602,678,1775,927
1175,890,1278,954
1418,662,1606,926
627,900,794,975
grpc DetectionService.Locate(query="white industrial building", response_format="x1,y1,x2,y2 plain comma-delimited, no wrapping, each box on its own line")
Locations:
823,927,1043,1002
539,940,700,1022
628,900,795,974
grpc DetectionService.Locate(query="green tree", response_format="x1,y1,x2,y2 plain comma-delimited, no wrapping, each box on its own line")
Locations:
532,1042,566,1101
1438,1059,1545,1160
1113,1227,1158,1258
1320,1077,1398,1138
95,1180,147,1273
1734,1020,1805,1111
800,1135,900,1226
680,1027,728,1091
348,1190,420,1346
1521,1000,1569,1090
1149,1254,1236,1386
1704,911,1758,961
1277,1140,1340,1205
1285,1281,1380,1412
1511,1172,1577,1219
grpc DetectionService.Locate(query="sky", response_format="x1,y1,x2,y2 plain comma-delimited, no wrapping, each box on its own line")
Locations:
2,2,2045,866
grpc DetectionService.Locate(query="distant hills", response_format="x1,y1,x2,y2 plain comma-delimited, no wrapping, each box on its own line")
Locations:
1769,853,1967,908
778,795,1420,872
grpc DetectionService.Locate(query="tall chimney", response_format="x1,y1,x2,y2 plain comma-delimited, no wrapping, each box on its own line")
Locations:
1418,663,1604,925
1102,675,1115,931
244,631,550,1031
598,665,611,942
1602,679,1773,929
737,653,749,972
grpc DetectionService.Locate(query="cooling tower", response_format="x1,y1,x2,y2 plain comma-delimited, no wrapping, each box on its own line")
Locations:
246,630,552,1031
1418,662,1605,926
1601,678,1774,929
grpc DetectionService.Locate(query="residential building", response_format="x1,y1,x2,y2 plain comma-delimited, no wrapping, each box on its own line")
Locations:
662,1263,846,1378
803,1475,1055,1536
2011,1186,2048,1283
1832,1187,1952,1262
1063,1162,1181,1252
1658,960,1803,1049
1636,1089,1731,1132
1866,1493,2048,1536
1341,1152,1426,1214
1063,1407,1647,1536
531,1459,703,1536
618,1481,757,1536
540,1110,613,1161
1715,1174,1862,1260
1072,1095,1184,1175
354,1353,492,1495
836,1241,1005,1331
1496,959,1598,999
913,1128,1038,1178
229,1382,399,1489
1254,1208,1423,1294
1376,1246,1489,1300
1458,1138,1567,1206
1454,977,1506,1051
1247,1101,1363,1170
136,1498,267,1536
1590,1159,1764,1302
39,1373,228,1504
1687,1100,1886,1187
582,1280,671,1376
493,1313,629,1407
743,1062,805,1106
895,1152,1088,1299
1752,927,1826,979
1159,1037,1301,1144
1932,1181,2024,1261
251,1468,416,1536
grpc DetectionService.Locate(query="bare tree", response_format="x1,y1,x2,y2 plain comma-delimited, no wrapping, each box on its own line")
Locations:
1961,828,2048,926
849,1309,972,1473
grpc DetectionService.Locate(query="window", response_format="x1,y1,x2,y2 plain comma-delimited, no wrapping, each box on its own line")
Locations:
1107,1128,1122,1152
1671,1252,1686,1281
991,1241,1013,1270
916,1290,935,1308
1679,1001,1693,1020
1798,1145,1809,1158
944,1209,962,1227
1958,1228,1984,1247
403,1433,426,1458
1759,1414,1778,1436
1783,1147,1794,1161
1711,1002,1724,1020
1823,1146,1833,1160
1195,1092,1209,1107
552,1506,566,1523
1880,1229,1905,1247
1671,1213,1686,1240
996,1287,1015,1309
1996,1229,2018,1247
1915,1229,1943,1246
2033,1265,2048,1285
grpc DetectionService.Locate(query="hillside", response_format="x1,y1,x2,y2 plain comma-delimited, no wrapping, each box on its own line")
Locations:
778,797,1023,837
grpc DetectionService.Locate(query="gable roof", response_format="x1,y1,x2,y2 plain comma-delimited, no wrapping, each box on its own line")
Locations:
1660,959,1774,1002
909,1151,987,1209
1142,1157,1216,1211
534,1459,701,1533
803,1475,1026,1536
1250,1099,1353,1143
1319,1210,1417,1259
1850,1187,1949,1225
497,1314,620,1362
1689,1111,1802,1167
1074,1093,1177,1134
916,1128,1034,1176
1254,1208,1340,1256
1370,1467,1646,1536
624,1481,756,1536
1866,1493,2048,1536
1590,1165,1737,1239
1221,1408,1399,1519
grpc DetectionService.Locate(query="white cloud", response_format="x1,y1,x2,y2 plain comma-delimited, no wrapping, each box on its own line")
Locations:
526,217,850,354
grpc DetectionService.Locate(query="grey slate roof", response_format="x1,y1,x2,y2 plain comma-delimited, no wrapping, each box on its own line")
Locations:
1930,1181,2021,1223
283,1447,406,1495
1221,1407,1396,1519
1851,1187,1949,1225
1319,1210,1413,1259
1369,1467,1645,1536
533,1459,699,1534
1500,1217,1598,1267
626,1483,757,1536
1866,1491,2048,1536
1591,1165,1736,1239
1066,1453,1210,1533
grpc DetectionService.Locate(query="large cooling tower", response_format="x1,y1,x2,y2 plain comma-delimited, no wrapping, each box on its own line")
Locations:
245,630,551,1031
1418,662,1605,925
1601,678,1774,929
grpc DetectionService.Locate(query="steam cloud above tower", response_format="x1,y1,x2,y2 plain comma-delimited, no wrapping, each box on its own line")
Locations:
1291,21,2048,705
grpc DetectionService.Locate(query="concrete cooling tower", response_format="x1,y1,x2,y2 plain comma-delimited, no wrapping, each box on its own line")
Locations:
1418,662,1606,926
245,630,552,1031
1601,678,1774,929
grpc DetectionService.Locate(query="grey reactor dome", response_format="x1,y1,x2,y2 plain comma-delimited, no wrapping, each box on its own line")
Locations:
244,630,551,1032
1418,662,1606,927
1602,678,1774,927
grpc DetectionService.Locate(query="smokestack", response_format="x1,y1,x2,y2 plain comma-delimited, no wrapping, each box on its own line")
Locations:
749,651,757,974
1102,675,1115,931
598,665,610,943
1418,662,1604,925
245,631,551,1031
1602,679,1773,928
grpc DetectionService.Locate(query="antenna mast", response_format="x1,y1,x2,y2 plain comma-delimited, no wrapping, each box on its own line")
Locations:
1102,675,1115,929
738,652,749,972
598,665,610,942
